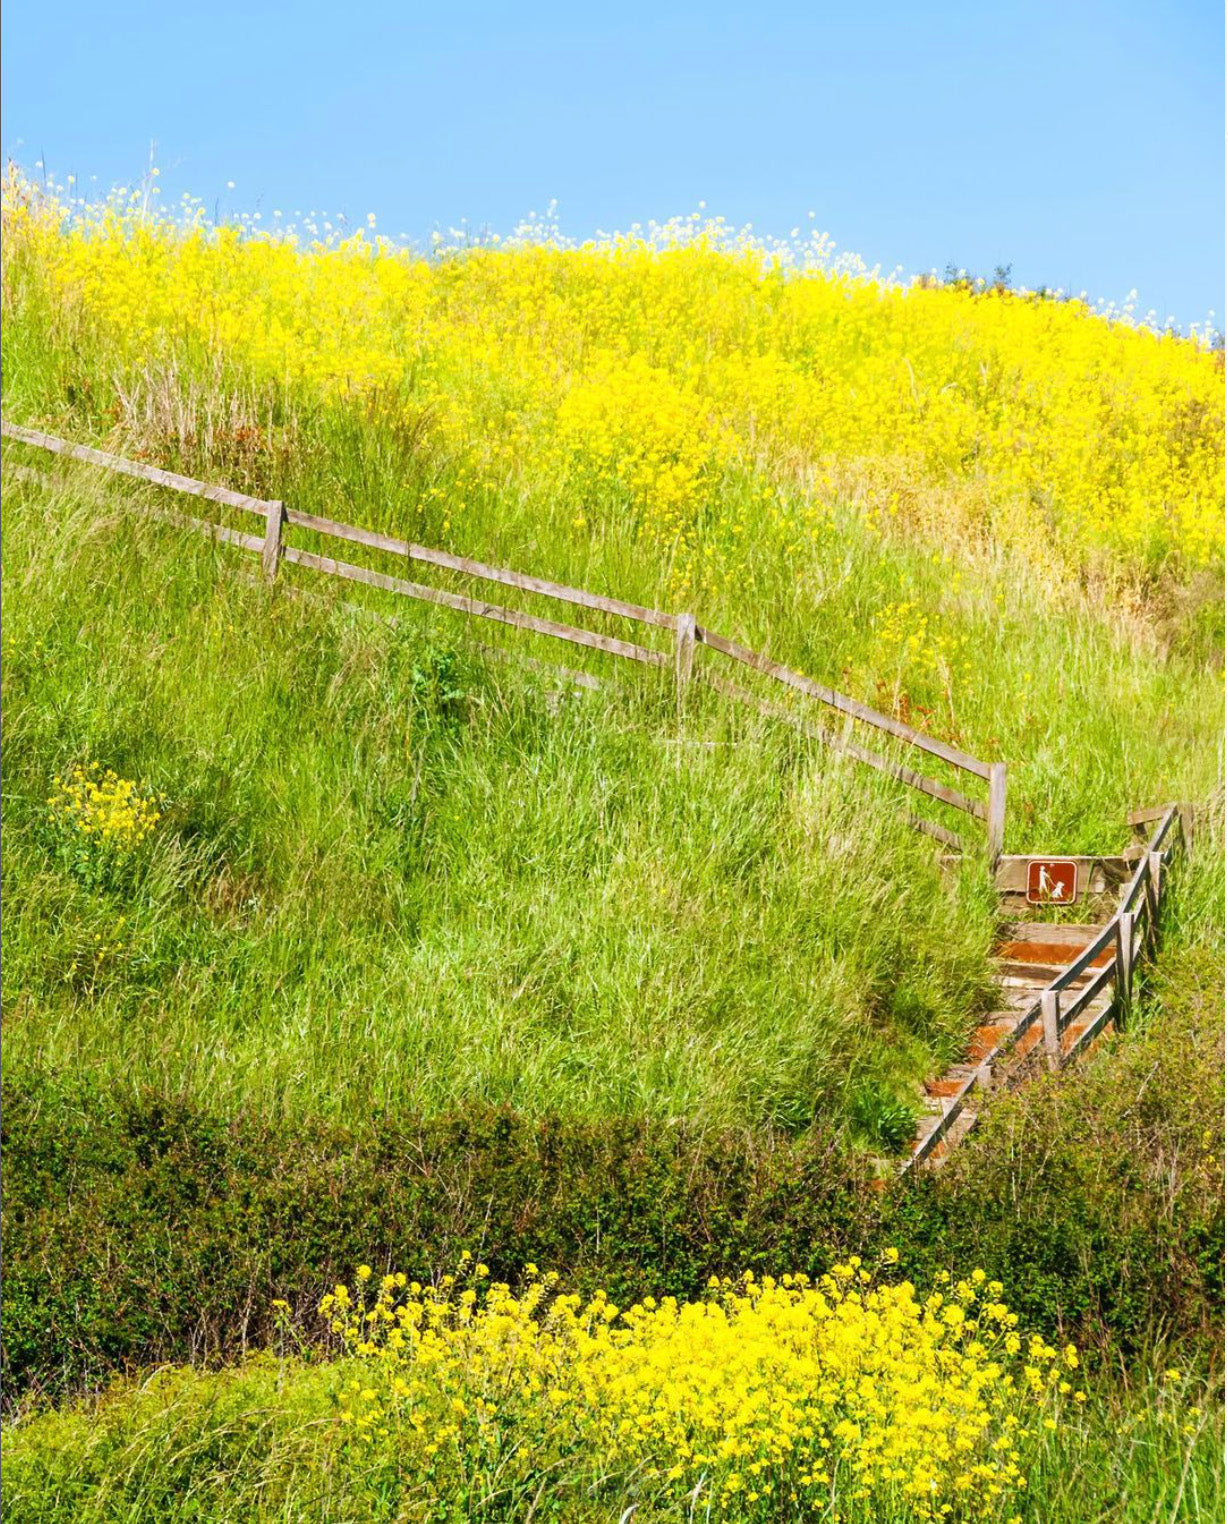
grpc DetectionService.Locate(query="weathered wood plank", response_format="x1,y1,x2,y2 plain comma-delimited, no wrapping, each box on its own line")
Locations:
1040,990,1060,1070
1056,960,1115,1030
261,501,284,581
997,922,1111,947
995,958,1104,986
904,1061,987,1169
235,568,605,693
987,763,1007,864
1117,910,1136,1005
1146,850,1163,921
1128,805,1172,828
284,506,675,629
1119,856,1151,916
694,625,993,780
993,856,1132,896
281,546,670,667
1,420,271,516
996,890,1121,916
673,611,697,697
1144,805,1181,855
907,813,965,851
1043,919,1119,989
5,456,273,558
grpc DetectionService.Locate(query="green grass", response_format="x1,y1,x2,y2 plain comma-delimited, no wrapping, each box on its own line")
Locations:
2,459,1220,1136
1,472,995,1135
1,221,1223,1522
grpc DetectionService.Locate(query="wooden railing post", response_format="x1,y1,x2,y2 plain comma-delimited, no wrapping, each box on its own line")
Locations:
262,500,284,582
1116,910,1135,1020
1146,849,1163,946
987,763,1007,868
1040,989,1060,1071
674,612,696,705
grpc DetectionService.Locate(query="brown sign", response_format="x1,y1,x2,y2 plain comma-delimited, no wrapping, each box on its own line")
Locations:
1026,859,1078,906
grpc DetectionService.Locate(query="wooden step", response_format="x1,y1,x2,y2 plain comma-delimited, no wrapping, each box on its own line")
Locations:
967,1022,1012,1062
998,921,1110,946
995,943,1114,974
925,1065,978,1101
996,966,1102,990
902,819,1169,1177
1000,986,1044,1009
1012,1024,1044,1063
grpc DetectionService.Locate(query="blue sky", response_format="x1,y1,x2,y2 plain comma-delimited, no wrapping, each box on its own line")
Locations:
2,1,1222,327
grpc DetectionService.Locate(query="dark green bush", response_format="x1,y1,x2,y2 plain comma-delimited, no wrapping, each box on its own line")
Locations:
4,939,1222,1408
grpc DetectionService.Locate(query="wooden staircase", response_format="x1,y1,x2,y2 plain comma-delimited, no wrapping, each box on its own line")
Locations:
902,805,1187,1173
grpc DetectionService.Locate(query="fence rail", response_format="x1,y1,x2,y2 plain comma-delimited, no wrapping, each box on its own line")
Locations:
2,419,1007,859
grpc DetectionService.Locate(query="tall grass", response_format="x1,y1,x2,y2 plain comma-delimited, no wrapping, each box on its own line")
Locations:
2,426,1222,1136
2,457,1220,1135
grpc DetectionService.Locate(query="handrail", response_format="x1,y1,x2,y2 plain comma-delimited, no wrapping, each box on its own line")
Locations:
1045,805,1178,998
281,504,680,630
0,419,271,515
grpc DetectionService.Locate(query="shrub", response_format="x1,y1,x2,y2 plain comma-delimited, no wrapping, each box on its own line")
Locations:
4,932,1221,1409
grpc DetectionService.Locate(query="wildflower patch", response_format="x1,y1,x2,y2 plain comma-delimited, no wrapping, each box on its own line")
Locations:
306,1256,1085,1521
46,763,163,889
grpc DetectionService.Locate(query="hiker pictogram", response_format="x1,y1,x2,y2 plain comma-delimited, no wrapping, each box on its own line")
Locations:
1025,859,1078,905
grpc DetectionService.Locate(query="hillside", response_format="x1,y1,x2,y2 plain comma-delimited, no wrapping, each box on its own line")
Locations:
0,172,1223,1521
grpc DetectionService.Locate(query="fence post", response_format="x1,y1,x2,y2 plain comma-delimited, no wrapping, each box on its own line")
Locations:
1121,908,1139,1030
1040,990,1060,1071
674,612,696,706
1117,910,1135,1017
1147,850,1163,945
987,763,1007,869
262,500,284,582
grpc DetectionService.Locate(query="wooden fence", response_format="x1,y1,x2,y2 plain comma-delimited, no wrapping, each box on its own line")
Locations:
1,419,1007,860
903,803,1186,1170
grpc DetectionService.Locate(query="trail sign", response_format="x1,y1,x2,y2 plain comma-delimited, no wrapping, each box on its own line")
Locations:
1026,859,1078,906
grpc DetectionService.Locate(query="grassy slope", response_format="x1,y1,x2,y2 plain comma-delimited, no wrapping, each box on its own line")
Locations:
2,471,997,1136
2,456,1219,1139
1,207,1223,1519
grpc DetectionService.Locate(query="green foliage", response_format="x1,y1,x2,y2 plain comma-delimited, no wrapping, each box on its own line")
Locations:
1,474,1007,1132
849,1079,920,1153
4,883,1221,1406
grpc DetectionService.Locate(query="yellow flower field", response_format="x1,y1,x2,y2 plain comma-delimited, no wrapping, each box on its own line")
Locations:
3,169,1222,604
